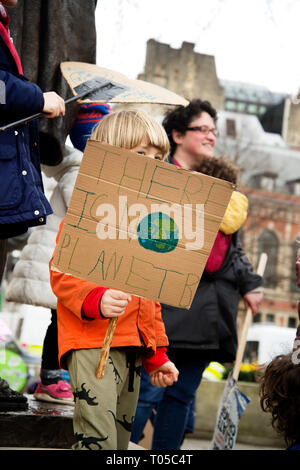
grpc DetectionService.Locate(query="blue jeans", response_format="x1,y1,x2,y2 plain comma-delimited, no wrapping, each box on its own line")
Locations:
131,349,208,450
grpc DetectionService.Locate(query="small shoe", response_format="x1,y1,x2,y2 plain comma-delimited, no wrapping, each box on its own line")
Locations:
34,380,74,406
0,378,28,412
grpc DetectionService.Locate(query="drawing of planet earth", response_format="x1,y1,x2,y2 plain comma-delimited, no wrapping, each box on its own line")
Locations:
137,212,179,253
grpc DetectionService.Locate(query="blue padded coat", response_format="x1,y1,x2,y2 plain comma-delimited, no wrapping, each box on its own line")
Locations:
0,32,52,238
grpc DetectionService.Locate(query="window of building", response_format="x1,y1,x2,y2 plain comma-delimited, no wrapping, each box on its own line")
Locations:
260,176,276,191
286,180,300,196
247,104,258,114
226,118,236,138
288,317,297,328
243,341,259,363
290,240,300,293
266,313,275,323
251,173,277,191
253,313,261,323
259,106,267,114
294,183,300,196
225,100,237,111
237,102,246,112
257,230,278,288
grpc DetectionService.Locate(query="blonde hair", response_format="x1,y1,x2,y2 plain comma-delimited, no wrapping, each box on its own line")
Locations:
90,109,169,158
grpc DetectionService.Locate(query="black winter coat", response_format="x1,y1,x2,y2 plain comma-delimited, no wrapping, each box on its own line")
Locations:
161,218,263,363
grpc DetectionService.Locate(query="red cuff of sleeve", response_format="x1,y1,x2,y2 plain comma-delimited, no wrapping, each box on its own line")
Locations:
81,287,108,319
142,347,169,374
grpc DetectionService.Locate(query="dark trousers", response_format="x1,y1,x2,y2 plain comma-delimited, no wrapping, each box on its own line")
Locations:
0,239,7,285
131,349,208,450
41,309,60,371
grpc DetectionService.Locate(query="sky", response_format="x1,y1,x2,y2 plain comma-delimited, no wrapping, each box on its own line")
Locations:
96,0,300,96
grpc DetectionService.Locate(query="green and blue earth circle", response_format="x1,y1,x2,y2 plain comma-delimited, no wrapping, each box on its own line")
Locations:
137,212,179,253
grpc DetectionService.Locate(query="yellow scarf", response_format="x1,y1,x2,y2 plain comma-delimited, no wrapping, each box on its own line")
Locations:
219,191,248,235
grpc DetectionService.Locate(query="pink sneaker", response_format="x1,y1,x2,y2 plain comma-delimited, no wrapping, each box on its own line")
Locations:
34,380,74,406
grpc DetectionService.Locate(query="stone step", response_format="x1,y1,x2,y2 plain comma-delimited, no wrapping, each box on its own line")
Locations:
0,395,74,449
0,395,144,450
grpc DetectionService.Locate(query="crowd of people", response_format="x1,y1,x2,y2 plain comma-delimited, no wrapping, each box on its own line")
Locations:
0,0,299,451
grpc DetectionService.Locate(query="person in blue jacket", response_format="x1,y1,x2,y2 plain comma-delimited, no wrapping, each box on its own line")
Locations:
0,0,65,241
0,0,65,411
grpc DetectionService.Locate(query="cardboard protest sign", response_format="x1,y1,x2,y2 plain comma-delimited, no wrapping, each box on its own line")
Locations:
210,253,267,449
60,62,189,106
51,141,234,309
210,374,250,450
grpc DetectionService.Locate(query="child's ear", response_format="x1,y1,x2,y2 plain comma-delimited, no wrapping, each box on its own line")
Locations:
172,129,184,145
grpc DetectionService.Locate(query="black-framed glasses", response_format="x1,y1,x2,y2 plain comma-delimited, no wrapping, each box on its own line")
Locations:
186,125,219,137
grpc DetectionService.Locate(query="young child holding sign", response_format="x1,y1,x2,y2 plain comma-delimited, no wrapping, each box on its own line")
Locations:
49,110,179,451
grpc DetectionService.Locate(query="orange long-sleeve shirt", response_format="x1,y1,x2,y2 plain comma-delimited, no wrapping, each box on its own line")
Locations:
49,220,169,369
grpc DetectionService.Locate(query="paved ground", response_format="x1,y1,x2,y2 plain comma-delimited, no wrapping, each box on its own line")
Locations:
180,437,283,451
0,439,283,451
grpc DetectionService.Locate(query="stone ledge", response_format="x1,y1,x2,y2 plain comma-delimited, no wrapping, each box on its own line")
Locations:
194,380,286,448
0,395,74,449
0,395,144,450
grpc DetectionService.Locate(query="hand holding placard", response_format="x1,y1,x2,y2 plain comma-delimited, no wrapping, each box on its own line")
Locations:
96,289,131,379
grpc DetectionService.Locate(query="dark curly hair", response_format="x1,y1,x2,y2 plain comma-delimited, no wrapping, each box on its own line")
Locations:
193,155,239,185
259,353,300,447
162,99,217,157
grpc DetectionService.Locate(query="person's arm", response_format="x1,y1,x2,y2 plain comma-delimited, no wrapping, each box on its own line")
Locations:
233,236,264,315
49,220,103,320
42,91,65,118
142,347,169,374
141,302,178,387
143,347,179,387
243,290,264,316
153,301,170,346
49,264,103,322
82,287,131,320
0,69,44,117
0,70,65,120
149,362,179,387
49,221,130,321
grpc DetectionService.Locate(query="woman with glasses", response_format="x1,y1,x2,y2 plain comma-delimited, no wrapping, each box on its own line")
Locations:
131,99,264,450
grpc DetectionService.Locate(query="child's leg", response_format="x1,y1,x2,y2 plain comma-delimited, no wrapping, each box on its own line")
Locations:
67,347,142,450
40,309,61,383
109,349,142,450
67,348,119,450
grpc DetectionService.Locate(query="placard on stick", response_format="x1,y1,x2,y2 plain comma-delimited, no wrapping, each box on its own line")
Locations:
51,141,234,309
60,61,189,106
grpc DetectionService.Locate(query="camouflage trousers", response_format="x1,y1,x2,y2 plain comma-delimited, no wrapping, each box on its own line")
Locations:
67,347,142,450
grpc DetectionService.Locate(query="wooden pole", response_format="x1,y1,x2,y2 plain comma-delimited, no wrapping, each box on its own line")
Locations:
232,252,267,381
96,317,118,379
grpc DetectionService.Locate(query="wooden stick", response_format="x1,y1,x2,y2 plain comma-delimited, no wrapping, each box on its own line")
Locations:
0,79,111,133
232,252,267,381
96,317,118,379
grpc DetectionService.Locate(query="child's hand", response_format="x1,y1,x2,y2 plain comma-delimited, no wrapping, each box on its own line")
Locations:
100,289,132,318
149,361,179,387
